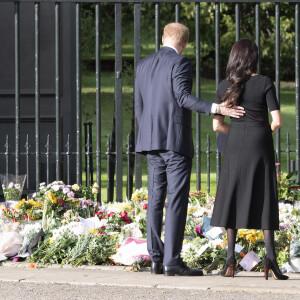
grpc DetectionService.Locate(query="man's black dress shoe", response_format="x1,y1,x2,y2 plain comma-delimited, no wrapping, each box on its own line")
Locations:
151,262,163,274
164,261,203,276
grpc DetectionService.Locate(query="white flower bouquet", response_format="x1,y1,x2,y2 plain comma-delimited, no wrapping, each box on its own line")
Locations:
0,174,26,202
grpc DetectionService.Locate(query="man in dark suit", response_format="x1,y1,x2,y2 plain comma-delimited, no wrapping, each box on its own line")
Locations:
135,23,244,276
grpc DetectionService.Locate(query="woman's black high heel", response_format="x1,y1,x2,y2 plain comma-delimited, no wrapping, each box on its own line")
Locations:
221,256,236,278
263,258,289,280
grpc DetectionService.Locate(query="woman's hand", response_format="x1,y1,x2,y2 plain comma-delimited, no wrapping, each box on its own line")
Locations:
213,115,230,134
270,110,282,133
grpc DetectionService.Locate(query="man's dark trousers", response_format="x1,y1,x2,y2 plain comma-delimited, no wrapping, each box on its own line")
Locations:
146,150,192,266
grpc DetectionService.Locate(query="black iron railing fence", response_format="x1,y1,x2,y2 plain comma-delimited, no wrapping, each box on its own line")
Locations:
0,0,299,203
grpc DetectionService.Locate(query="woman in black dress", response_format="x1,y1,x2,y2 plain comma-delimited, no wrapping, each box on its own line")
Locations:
211,39,288,280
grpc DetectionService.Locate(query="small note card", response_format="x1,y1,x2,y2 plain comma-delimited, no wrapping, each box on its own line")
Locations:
197,244,210,256
234,244,244,253
239,250,261,271
205,227,224,239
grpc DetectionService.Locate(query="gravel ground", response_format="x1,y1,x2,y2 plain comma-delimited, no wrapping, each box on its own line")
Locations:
0,282,298,300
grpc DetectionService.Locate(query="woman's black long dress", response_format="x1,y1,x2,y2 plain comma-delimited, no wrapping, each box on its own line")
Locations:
210,75,280,230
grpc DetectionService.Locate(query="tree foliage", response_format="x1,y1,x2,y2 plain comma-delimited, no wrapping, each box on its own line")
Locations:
81,2,296,80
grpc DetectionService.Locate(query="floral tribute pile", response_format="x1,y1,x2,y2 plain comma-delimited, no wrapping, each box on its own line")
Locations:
0,175,299,273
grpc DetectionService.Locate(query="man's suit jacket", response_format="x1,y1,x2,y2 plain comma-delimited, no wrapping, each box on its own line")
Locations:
135,46,212,159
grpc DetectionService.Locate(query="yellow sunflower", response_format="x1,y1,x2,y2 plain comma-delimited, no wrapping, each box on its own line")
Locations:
47,192,57,204
15,199,26,210
28,199,42,207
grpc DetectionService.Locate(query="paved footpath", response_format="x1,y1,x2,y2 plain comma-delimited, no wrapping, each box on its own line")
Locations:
0,262,299,300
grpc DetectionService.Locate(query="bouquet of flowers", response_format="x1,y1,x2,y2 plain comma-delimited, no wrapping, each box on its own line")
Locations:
131,188,148,202
35,181,100,220
277,170,300,203
30,223,117,266
14,199,43,221
0,174,26,202
181,237,228,271
189,190,208,206
0,204,34,223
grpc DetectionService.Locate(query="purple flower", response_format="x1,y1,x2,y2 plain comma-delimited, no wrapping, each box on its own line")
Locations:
63,187,70,194
87,200,94,206
67,191,75,199
12,257,19,262
279,225,285,230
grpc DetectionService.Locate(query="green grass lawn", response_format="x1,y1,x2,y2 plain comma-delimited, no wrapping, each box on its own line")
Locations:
82,70,297,202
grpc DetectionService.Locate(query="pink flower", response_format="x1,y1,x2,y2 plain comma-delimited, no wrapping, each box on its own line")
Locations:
280,181,285,185
195,224,202,235
12,257,19,262
62,187,70,194
276,173,280,180
275,163,280,166
67,191,75,199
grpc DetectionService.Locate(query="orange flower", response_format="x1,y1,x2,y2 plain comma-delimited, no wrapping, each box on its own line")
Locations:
115,244,120,249
221,241,227,248
132,196,139,202
28,262,37,269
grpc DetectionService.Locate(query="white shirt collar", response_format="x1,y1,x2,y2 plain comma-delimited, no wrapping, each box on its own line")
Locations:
163,45,179,54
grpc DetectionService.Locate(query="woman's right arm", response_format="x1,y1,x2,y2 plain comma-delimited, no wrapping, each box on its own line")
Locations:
265,77,282,133
213,115,230,134
270,110,282,133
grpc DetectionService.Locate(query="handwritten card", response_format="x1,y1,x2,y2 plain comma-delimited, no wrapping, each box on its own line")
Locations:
239,250,261,271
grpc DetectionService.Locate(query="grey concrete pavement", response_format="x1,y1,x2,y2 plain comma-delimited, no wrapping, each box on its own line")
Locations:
0,262,299,297
0,263,300,296
0,281,298,300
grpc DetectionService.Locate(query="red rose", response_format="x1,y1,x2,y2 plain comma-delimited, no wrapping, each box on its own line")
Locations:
143,203,148,210
120,211,127,218
58,198,65,205
241,252,246,258
123,216,131,224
